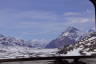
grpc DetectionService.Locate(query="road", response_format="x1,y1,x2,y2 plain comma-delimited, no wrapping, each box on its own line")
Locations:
0,59,96,64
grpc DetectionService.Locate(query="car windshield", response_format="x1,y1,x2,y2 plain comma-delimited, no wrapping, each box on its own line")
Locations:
0,0,95,59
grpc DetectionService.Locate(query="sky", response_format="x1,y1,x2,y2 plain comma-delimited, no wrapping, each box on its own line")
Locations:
0,0,95,42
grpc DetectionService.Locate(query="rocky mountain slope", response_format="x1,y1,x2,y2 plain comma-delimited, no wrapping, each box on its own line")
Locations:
46,26,81,48
58,32,96,56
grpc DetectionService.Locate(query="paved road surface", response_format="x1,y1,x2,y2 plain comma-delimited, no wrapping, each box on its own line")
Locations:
0,59,96,64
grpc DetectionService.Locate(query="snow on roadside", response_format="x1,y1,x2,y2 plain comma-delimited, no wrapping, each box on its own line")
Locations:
60,48,82,56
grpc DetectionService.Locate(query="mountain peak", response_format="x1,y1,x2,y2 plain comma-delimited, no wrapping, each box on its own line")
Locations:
46,26,81,48
60,26,80,38
65,26,79,33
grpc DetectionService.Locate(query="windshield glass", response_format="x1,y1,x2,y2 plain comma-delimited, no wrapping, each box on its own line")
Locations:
0,0,95,59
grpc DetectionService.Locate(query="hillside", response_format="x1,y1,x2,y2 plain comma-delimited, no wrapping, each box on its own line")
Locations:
58,32,96,56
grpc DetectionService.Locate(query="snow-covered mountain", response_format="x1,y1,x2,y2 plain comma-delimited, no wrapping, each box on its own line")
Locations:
58,32,96,56
1,27,96,59
0,34,33,48
30,39,49,48
0,34,48,48
0,34,58,59
46,26,81,48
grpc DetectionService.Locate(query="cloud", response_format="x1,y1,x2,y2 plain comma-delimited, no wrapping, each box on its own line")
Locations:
0,9,61,30
64,12,81,16
66,17,90,24
15,10,59,21
22,31,53,35
18,21,67,35
64,9,94,24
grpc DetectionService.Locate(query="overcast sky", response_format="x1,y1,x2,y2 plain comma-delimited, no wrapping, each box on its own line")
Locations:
0,0,95,41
